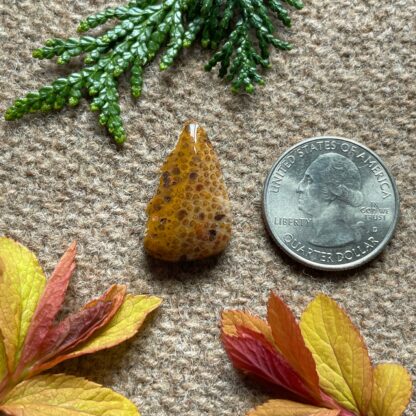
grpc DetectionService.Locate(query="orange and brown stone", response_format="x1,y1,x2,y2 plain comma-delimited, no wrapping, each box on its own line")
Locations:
144,121,232,261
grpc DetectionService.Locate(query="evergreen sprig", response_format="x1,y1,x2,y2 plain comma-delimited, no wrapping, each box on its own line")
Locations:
5,0,303,144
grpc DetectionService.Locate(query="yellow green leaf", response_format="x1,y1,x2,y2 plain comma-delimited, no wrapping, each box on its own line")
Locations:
55,294,161,359
368,363,412,416
0,373,140,415
299,295,373,415
221,310,276,347
0,238,46,372
246,399,340,416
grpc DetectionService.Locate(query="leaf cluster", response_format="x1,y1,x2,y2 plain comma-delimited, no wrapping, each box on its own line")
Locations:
221,292,412,416
0,238,161,415
5,0,303,144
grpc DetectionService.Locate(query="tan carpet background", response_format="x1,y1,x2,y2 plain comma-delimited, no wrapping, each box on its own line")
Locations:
1,0,415,414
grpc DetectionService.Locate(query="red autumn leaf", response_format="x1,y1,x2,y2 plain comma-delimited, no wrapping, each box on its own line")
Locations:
267,292,322,402
19,242,77,368
28,285,126,376
222,326,315,403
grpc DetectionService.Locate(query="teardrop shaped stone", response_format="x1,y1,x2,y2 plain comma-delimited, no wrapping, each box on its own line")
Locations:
144,121,232,261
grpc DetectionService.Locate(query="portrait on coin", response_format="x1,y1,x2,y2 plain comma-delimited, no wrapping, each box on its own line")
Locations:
296,153,365,247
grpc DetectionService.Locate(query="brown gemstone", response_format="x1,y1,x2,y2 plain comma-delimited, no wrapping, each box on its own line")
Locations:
144,121,232,261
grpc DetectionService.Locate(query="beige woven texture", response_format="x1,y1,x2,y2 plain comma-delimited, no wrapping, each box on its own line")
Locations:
1,0,415,414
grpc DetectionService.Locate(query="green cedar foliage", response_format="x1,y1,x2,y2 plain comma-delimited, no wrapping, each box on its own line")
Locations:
5,0,303,144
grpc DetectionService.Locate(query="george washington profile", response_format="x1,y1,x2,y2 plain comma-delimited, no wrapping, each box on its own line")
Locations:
296,153,365,247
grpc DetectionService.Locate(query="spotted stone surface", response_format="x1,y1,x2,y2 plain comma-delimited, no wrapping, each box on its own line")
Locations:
144,121,232,261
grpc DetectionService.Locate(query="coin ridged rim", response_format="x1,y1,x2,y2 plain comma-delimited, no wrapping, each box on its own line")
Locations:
262,136,400,271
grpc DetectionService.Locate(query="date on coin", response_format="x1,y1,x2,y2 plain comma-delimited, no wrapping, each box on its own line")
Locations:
262,137,399,270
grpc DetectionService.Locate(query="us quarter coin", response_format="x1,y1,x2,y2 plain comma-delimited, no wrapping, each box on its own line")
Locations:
262,137,400,271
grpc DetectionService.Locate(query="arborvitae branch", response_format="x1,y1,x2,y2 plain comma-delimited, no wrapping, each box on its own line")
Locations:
5,0,303,144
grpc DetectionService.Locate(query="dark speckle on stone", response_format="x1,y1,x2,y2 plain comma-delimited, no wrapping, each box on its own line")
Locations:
209,229,217,241
162,171,170,187
177,209,187,220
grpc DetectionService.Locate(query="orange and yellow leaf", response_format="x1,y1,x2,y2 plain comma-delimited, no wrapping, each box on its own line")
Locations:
299,295,373,415
0,239,161,416
222,310,276,346
368,363,412,416
267,293,321,400
246,399,340,416
0,238,46,372
0,373,139,415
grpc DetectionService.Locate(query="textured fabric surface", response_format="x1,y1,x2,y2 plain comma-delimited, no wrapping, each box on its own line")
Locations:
0,0,415,415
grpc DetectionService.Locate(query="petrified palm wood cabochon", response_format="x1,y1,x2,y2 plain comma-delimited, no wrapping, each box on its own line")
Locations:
144,121,232,261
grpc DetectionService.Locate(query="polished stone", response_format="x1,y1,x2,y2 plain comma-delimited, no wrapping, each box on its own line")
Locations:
144,121,232,261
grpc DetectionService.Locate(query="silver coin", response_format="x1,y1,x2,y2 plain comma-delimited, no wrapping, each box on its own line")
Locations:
262,137,400,271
